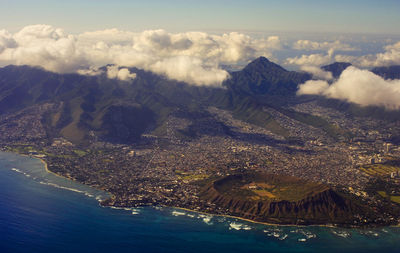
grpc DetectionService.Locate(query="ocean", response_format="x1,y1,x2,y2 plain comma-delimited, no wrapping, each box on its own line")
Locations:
0,151,399,253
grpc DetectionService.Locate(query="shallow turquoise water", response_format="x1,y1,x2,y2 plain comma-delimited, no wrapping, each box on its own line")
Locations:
0,151,399,253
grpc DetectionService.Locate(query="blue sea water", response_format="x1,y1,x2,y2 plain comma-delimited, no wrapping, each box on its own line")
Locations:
0,151,400,253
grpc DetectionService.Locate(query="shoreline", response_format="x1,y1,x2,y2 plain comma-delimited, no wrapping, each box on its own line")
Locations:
4,151,399,229
36,156,114,200
6,151,112,199
39,157,61,178
35,154,334,228
14,153,61,179
172,206,337,228
28,152,299,228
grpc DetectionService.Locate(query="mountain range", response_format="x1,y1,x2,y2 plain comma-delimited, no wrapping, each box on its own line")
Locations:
0,57,399,146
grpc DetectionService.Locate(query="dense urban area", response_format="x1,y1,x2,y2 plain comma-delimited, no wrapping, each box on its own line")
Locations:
1,99,400,227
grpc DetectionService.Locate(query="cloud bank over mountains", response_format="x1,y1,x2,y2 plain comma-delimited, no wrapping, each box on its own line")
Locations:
0,25,282,86
286,48,336,67
1,24,400,109
298,66,400,110
292,39,400,110
105,66,137,81
286,39,400,71
356,41,400,68
299,65,333,80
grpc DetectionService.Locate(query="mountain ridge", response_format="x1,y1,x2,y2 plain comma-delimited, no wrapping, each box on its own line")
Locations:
1,58,400,145
321,62,352,78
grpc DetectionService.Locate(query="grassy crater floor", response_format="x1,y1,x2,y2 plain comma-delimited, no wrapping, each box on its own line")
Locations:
213,173,329,202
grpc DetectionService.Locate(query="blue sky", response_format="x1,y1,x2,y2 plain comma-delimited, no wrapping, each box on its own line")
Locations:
1,0,399,34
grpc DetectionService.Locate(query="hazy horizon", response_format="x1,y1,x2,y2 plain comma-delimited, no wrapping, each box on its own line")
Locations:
1,0,400,35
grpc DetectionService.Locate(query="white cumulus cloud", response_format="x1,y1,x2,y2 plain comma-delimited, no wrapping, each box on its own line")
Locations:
297,79,330,95
300,65,333,80
106,65,137,81
355,41,400,67
285,49,335,67
0,24,283,86
297,66,400,110
0,25,87,73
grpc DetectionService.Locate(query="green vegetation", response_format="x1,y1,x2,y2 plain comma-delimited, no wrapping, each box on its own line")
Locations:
175,169,209,182
278,108,349,140
360,163,400,177
59,98,86,143
73,149,87,157
378,191,388,198
213,173,329,202
390,196,400,204
232,98,289,137
366,178,400,205
181,174,209,182
5,145,36,154
377,191,400,204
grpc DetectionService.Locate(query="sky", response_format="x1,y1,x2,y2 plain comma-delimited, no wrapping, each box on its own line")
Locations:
1,0,400,34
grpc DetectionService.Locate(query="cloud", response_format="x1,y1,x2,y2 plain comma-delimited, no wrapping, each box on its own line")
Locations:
355,41,400,67
297,66,400,110
106,65,137,81
333,54,357,63
264,36,282,50
0,30,17,53
287,40,400,71
287,40,359,69
0,25,283,86
300,65,333,80
76,67,102,76
150,56,228,87
0,25,87,73
297,79,329,95
293,40,356,52
285,49,335,66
